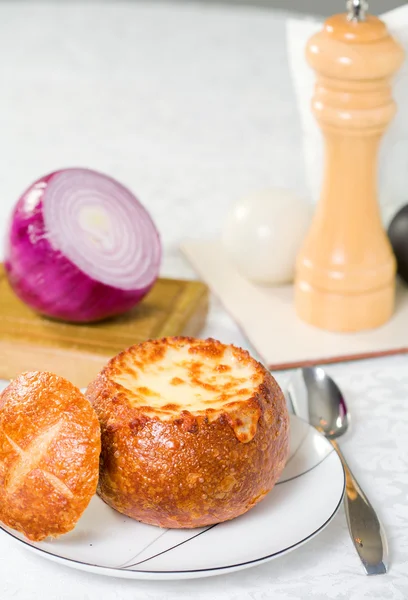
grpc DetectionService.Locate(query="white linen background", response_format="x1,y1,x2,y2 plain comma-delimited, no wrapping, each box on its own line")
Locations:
0,0,306,281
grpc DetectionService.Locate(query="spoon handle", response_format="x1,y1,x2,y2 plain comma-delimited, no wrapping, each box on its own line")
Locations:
330,439,388,575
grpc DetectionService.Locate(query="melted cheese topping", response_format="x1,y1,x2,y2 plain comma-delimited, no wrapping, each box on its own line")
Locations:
112,345,260,413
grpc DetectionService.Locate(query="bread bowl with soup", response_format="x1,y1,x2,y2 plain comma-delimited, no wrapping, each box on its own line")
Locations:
86,336,289,528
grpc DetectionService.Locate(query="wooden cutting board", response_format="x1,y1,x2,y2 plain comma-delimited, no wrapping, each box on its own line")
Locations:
0,266,208,388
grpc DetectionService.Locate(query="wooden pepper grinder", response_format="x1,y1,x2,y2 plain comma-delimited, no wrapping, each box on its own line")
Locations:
294,0,404,332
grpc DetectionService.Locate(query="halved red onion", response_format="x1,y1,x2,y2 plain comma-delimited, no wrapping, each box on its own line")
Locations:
4,168,161,322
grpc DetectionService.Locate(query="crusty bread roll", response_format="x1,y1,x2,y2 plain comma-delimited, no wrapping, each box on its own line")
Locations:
86,337,289,528
0,371,101,541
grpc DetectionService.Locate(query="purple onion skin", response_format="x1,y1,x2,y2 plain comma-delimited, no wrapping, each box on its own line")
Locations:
4,171,161,323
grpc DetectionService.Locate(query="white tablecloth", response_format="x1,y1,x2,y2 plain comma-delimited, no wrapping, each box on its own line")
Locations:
0,2,407,599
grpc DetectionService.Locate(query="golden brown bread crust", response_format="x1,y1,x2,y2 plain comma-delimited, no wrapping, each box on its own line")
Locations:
0,371,101,541
86,337,289,528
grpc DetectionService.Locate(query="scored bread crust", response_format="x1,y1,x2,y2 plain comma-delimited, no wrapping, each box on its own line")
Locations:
0,371,101,541
86,337,289,528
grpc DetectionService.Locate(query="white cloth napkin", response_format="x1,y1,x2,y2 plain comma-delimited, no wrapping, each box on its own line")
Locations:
286,5,408,225
182,240,408,370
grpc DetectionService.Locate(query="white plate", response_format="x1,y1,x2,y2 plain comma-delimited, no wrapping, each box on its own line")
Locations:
0,415,345,580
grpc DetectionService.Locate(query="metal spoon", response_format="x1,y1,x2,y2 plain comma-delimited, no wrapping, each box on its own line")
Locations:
287,366,388,576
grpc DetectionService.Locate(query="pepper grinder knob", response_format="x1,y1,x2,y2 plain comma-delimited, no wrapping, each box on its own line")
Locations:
347,0,368,21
